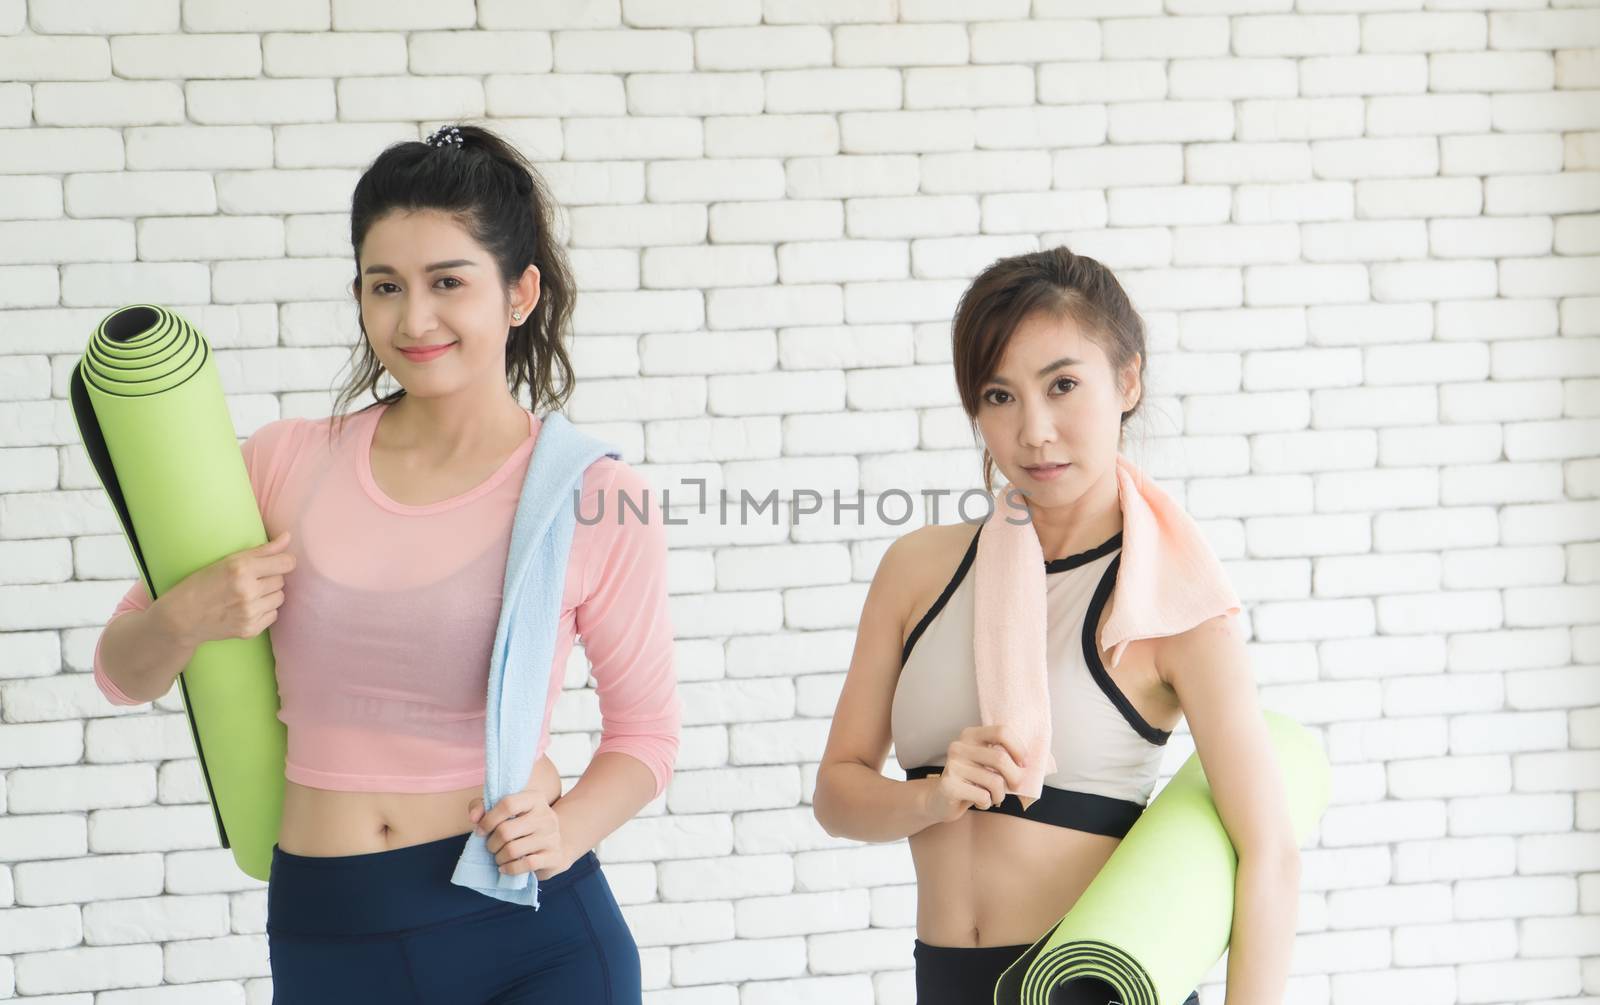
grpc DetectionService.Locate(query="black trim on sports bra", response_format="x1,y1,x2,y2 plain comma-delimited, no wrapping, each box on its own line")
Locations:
1044,530,1123,573
900,526,982,668
1082,553,1173,747
903,765,1144,838
900,525,1128,668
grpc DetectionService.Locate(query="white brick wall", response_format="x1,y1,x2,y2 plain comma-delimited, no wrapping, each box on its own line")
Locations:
2,1,1597,1002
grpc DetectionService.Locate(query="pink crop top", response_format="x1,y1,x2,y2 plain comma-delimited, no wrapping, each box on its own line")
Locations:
92,402,681,798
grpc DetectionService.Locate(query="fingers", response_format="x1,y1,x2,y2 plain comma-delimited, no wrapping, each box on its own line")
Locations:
484,816,552,856
473,789,535,839
945,761,1005,811
495,832,562,873
959,740,1026,791
474,789,569,876
947,739,1024,793
260,531,291,551
480,800,558,856
965,723,1030,774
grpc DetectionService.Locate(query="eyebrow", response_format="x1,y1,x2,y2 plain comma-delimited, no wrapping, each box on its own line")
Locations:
988,356,1083,386
362,259,478,276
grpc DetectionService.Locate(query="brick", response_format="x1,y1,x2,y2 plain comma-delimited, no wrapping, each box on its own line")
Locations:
694,26,831,70
0,36,112,80
30,0,178,33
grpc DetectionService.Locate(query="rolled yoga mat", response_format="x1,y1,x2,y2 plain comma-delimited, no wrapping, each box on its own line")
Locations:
70,304,286,882
994,709,1330,1005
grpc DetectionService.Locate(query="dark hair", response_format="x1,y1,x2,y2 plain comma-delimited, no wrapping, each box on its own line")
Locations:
950,246,1148,494
328,121,576,443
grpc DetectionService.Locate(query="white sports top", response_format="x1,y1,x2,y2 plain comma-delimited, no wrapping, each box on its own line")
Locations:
890,525,1174,836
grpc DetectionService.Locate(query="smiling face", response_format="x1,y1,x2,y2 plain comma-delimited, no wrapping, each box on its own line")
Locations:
973,309,1141,507
352,208,537,397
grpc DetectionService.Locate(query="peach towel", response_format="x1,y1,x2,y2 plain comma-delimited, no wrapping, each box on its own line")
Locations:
973,491,1057,810
972,454,1242,806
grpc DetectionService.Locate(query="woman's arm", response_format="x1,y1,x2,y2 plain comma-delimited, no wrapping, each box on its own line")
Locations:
94,420,296,707
559,460,682,860
1221,852,1301,1004
546,751,657,868
1156,614,1303,1005
94,584,197,705
813,529,948,843
475,461,681,878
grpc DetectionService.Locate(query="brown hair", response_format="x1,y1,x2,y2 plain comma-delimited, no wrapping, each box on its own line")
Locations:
328,120,576,444
951,246,1149,494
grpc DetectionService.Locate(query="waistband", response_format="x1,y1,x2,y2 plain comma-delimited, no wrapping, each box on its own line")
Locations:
914,938,1033,963
268,831,600,938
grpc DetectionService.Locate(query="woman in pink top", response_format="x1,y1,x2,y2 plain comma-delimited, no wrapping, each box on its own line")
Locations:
93,123,679,1003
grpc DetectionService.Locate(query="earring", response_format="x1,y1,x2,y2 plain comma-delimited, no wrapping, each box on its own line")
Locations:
512,310,523,323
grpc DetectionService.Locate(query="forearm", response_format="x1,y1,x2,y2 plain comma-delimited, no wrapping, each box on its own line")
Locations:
552,751,657,864
1222,852,1301,1005
814,762,938,843
97,596,197,704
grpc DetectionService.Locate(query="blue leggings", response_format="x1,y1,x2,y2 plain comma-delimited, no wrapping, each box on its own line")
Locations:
266,832,641,1004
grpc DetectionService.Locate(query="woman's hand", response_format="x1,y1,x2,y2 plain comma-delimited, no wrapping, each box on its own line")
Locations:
164,530,297,647
920,723,1029,825
468,777,572,881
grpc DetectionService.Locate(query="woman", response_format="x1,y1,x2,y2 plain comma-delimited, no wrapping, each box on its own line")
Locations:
813,248,1301,1004
93,122,680,1003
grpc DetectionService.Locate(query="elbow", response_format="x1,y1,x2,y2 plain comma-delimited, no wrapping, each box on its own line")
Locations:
812,796,834,838
651,737,680,800
595,740,676,802
92,649,147,707
94,671,146,707
596,717,680,802
811,765,844,838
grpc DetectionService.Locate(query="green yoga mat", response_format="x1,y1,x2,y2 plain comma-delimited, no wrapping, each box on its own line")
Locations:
995,710,1329,1005
71,303,285,882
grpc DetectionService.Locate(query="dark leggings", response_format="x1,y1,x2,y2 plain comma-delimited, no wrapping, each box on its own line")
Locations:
914,939,1201,1005
266,832,640,1004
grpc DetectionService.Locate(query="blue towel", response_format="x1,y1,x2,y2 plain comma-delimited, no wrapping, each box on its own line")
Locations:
450,410,620,908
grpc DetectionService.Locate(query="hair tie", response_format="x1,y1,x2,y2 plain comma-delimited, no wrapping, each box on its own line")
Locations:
424,124,463,149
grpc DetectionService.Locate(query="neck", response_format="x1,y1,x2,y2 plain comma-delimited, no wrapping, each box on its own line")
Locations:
1013,459,1124,562
381,385,529,458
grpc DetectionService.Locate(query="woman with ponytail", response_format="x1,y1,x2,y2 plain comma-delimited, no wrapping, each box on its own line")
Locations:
93,122,678,1002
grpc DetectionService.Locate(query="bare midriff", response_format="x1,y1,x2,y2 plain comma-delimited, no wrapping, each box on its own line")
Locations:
909,810,1124,947
275,755,562,857
901,548,1183,948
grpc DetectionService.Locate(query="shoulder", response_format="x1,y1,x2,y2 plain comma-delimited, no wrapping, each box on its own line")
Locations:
239,414,318,468
573,456,662,541
1153,611,1248,691
571,456,666,596
577,453,641,495
241,415,305,448
887,519,977,574
872,519,978,602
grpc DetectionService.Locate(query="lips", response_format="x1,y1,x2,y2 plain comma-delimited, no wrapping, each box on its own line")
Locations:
400,343,456,359
1023,462,1071,480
